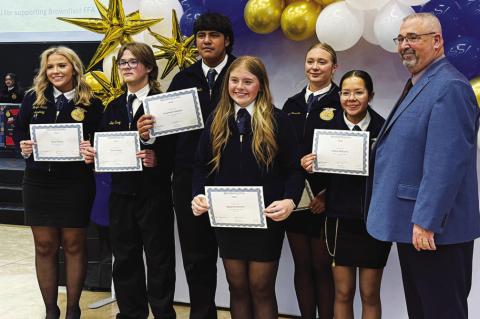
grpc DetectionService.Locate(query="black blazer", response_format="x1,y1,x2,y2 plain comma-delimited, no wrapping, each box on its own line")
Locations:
193,107,304,207
303,106,385,219
99,91,175,199
13,87,103,175
282,83,341,146
0,85,24,103
167,55,236,171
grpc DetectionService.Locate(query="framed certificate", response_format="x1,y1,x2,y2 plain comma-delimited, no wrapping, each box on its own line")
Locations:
94,131,142,172
205,186,267,229
295,180,314,211
143,87,204,137
313,129,370,176
30,123,83,161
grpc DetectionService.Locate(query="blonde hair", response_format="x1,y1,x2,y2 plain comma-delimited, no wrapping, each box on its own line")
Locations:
117,42,162,94
306,42,338,65
210,56,278,173
31,46,93,106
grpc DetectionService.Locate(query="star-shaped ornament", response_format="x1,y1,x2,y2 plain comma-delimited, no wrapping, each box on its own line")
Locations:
58,0,163,70
84,56,124,107
149,9,199,79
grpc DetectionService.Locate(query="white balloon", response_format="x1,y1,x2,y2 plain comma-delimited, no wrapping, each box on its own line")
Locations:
362,10,379,45
316,1,365,52
102,47,120,80
346,0,389,11
139,0,184,44
374,1,414,53
397,0,430,6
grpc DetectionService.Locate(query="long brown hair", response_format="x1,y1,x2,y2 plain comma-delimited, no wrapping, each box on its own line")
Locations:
31,46,93,106
210,56,278,173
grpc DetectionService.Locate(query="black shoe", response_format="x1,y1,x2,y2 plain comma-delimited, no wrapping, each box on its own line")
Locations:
45,305,60,319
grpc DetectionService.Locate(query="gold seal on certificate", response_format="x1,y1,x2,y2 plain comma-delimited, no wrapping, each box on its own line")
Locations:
143,88,204,137
312,129,370,176
205,186,267,229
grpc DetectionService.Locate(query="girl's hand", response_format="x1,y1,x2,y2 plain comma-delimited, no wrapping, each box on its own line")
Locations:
264,199,295,221
301,153,316,173
192,194,209,216
19,140,34,157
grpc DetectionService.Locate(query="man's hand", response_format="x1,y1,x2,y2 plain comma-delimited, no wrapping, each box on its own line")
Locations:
80,140,96,164
309,191,326,214
136,149,157,167
137,114,155,140
412,224,436,251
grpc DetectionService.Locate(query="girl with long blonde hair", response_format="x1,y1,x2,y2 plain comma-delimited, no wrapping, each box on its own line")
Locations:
191,56,304,319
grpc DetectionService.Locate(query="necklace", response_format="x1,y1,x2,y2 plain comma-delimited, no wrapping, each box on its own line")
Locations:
324,217,339,267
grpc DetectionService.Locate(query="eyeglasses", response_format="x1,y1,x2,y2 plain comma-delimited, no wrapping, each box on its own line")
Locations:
116,59,139,69
393,32,436,45
339,91,366,99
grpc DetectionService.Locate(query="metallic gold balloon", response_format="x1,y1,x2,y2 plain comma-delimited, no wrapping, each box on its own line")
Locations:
286,0,301,4
84,71,109,93
314,0,340,5
244,0,285,34
58,0,162,70
471,76,480,108
83,58,124,107
281,1,321,41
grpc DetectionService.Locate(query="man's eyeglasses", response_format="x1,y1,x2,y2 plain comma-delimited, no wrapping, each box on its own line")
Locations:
339,91,366,100
393,32,436,45
117,59,139,69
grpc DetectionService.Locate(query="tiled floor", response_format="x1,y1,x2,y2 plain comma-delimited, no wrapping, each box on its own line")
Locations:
0,224,291,319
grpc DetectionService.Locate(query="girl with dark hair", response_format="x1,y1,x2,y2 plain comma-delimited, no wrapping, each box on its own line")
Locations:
191,56,304,319
301,70,391,319
0,72,24,103
282,42,341,319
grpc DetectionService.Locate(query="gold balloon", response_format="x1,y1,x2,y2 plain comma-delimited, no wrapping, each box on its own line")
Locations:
84,71,109,93
286,0,301,4
471,76,480,108
83,58,124,107
281,1,321,41
58,0,162,70
244,0,285,34
314,0,340,5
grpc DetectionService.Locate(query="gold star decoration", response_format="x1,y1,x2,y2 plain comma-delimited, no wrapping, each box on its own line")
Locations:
149,9,199,79
58,0,163,70
84,56,124,107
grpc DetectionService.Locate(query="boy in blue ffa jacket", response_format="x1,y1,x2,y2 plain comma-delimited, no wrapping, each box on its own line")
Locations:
82,43,175,319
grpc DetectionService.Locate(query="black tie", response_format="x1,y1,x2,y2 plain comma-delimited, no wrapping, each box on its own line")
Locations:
207,69,217,91
126,94,136,127
237,108,251,135
352,125,362,131
306,93,315,114
56,94,68,112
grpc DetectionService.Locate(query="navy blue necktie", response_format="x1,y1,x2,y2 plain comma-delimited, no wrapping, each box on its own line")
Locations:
126,94,136,127
237,108,251,135
306,93,315,114
352,125,362,131
207,69,217,91
56,94,68,112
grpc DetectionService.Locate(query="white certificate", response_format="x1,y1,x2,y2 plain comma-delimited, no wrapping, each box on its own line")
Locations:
30,123,83,161
205,186,267,229
295,180,314,211
94,131,142,172
143,87,204,137
313,129,369,176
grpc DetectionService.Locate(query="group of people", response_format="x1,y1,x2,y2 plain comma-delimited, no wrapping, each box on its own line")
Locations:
13,10,479,319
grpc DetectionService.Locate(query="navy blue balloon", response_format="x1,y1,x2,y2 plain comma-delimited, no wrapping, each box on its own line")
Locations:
179,0,204,11
203,0,250,37
180,6,207,36
445,36,480,79
464,0,480,38
420,0,465,42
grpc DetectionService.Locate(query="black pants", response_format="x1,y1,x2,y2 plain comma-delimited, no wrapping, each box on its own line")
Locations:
110,193,176,319
397,241,474,319
173,169,218,319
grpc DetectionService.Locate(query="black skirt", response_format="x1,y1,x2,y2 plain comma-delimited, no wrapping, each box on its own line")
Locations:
23,168,95,227
215,219,285,262
325,217,391,269
285,209,326,238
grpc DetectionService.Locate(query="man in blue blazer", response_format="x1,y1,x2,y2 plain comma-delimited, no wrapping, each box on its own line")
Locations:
367,13,480,319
